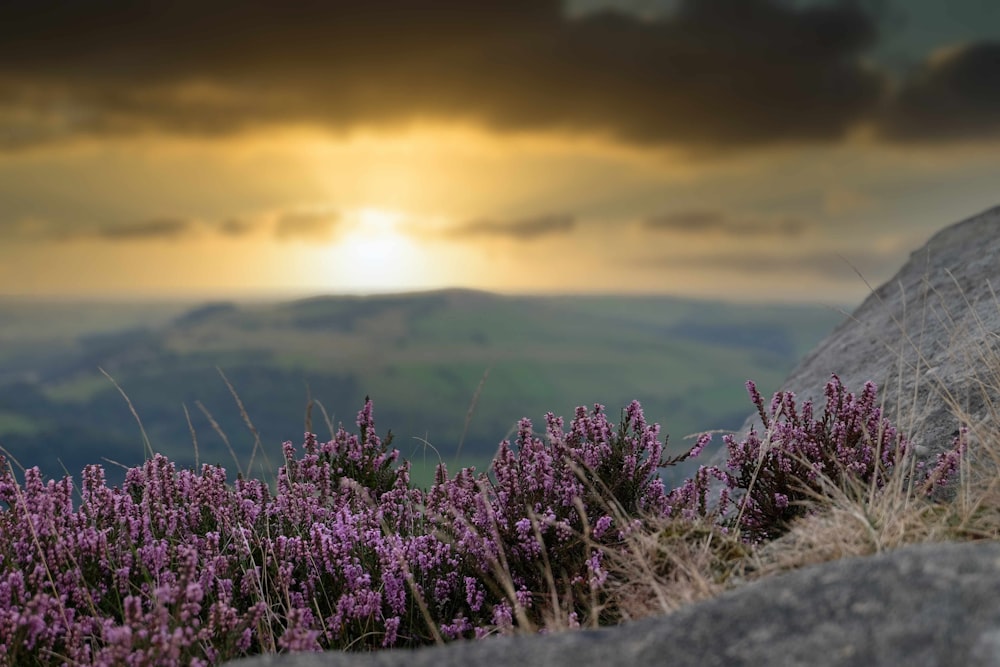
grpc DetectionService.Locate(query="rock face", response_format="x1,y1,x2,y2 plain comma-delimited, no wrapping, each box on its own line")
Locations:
738,204,1000,458
225,540,1000,667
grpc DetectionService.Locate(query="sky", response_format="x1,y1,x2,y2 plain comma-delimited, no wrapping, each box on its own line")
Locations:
1,0,999,305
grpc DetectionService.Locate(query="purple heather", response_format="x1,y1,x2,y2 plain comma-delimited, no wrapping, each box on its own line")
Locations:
0,382,965,664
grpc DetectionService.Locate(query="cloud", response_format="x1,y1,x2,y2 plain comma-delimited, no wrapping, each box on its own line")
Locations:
642,211,808,236
0,208,344,243
0,216,198,241
0,0,889,152
93,218,195,241
274,211,340,241
451,214,576,240
877,40,1000,142
649,247,896,281
216,218,255,237
643,210,727,232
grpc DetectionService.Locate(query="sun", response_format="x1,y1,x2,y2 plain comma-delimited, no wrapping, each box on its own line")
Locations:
326,208,428,292
355,207,400,237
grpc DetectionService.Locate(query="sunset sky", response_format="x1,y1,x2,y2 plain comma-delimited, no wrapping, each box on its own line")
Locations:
1,0,999,304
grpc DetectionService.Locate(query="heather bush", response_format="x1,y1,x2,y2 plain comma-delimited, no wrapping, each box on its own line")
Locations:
0,398,694,663
424,402,701,632
728,375,914,541
666,374,967,542
0,379,965,665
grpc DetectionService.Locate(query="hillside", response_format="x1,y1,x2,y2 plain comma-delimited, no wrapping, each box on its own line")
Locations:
0,290,846,486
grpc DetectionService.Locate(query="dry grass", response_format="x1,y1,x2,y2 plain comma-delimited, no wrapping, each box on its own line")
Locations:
586,275,1000,626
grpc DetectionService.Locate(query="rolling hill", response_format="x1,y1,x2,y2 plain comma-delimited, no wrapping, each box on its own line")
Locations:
0,290,847,487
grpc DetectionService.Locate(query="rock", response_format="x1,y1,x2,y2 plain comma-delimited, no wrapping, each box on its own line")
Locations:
737,204,1000,459
224,540,1000,667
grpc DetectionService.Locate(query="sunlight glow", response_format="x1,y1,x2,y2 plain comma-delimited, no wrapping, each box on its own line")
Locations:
325,208,428,292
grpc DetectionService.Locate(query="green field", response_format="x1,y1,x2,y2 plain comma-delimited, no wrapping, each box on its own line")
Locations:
0,290,847,487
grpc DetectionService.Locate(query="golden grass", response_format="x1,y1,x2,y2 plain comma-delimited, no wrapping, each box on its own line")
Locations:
587,275,1000,626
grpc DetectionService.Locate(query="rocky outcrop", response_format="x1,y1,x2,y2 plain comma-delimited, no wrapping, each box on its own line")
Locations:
226,540,1000,667
739,204,1000,459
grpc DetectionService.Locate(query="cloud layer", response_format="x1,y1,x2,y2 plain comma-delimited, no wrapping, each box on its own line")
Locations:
879,42,1000,141
643,210,807,236
0,210,343,243
451,214,576,240
1,0,996,152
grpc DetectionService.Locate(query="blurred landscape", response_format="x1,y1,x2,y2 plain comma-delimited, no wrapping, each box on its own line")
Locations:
0,290,846,487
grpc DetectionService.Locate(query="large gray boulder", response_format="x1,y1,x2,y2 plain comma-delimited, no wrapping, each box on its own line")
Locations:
738,204,1000,458
226,540,1000,667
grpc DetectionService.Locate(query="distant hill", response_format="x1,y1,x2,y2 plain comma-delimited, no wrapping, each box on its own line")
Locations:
0,290,847,487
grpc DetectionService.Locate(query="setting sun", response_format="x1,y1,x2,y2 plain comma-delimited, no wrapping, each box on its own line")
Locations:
326,208,429,292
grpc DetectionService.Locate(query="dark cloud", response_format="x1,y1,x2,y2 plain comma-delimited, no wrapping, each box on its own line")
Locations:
274,211,340,241
649,247,894,280
877,41,1000,142
0,0,889,152
644,210,727,232
94,218,195,241
0,213,320,242
643,211,808,236
453,214,576,240
2,216,195,242
217,219,255,237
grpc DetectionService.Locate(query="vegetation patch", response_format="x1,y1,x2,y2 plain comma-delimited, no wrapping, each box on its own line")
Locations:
0,375,970,665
